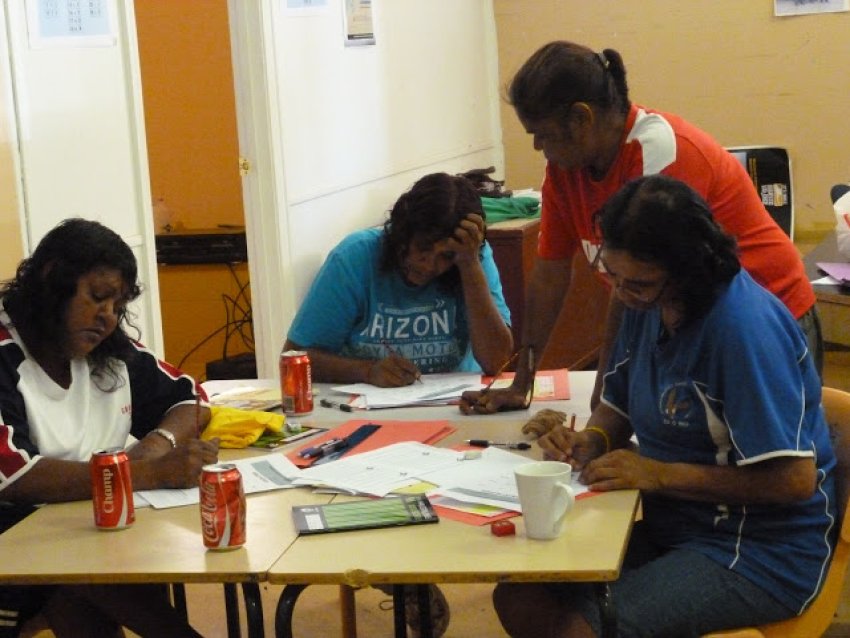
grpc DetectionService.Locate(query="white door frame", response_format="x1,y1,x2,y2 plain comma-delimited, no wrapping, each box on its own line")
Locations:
1,0,163,356
227,0,295,379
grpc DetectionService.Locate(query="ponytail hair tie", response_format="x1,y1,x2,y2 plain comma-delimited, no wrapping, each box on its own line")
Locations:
597,51,609,70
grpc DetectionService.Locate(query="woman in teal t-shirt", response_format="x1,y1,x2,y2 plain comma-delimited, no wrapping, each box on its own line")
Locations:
285,172,513,387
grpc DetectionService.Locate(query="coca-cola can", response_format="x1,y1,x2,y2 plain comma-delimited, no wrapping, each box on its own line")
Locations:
90,447,135,530
280,350,313,415
199,463,246,550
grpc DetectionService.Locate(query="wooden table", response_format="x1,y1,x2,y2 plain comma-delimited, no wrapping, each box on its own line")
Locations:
268,413,639,638
804,232,850,348
0,373,608,637
0,468,332,638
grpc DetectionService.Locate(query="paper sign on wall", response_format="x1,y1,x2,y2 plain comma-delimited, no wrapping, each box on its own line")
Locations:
26,0,115,48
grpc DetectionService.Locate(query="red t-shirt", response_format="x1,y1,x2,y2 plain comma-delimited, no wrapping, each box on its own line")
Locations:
538,104,814,319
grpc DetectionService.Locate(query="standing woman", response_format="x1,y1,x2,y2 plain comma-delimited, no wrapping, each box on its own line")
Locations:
285,172,514,387
0,219,218,637
460,40,820,414
493,176,835,637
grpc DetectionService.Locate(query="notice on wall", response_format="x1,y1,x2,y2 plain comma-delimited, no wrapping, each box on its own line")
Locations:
343,0,375,46
283,0,330,16
775,0,849,16
26,0,115,48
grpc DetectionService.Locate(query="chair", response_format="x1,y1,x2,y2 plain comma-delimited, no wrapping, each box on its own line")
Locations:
704,386,850,638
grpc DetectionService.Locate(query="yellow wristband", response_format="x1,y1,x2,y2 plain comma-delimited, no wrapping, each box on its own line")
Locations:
584,426,611,453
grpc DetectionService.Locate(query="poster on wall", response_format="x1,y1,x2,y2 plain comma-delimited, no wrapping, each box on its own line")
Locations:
25,0,116,48
775,0,849,16
283,0,329,16
343,0,375,46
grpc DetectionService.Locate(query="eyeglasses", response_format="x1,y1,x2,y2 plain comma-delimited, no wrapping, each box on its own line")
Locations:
591,249,669,304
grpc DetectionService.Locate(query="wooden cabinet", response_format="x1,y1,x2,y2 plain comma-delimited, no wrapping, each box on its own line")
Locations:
487,217,609,370
486,218,541,348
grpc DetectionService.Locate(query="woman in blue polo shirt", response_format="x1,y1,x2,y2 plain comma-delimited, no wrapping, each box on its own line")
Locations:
494,175,837,637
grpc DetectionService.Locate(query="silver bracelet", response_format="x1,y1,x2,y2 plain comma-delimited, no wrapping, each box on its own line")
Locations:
149,427,177,449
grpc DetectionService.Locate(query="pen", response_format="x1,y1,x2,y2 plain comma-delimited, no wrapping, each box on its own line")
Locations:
319,398,354,412
381,339,422,383
465,439,532,450
299,437,347,459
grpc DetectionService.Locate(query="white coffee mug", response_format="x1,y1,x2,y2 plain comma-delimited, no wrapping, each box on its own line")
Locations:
514,461,575,540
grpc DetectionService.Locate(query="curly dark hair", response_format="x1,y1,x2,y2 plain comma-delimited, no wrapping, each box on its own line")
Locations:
0,218,143,387
594,175,740,325
508,41,630,125
380,172,485,294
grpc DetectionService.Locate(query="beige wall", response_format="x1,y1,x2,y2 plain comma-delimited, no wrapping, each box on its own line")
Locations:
494,0,850,240
0,23,23,279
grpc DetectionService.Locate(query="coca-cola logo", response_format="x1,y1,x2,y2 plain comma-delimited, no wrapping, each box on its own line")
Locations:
200,482,221,541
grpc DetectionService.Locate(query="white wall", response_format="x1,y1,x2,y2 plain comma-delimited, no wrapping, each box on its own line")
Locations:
277,0,504,299
230,0,504,376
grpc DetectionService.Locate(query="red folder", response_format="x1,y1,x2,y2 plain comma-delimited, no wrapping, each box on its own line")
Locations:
480,368,570,401
287,419,456,468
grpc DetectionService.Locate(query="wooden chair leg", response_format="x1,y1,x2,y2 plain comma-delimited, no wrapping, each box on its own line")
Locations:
339,584,357,638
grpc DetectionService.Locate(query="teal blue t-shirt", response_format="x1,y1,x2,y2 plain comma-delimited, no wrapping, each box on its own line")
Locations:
287,228,511,373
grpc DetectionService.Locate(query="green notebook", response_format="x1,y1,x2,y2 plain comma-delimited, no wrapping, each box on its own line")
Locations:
291,494,439,535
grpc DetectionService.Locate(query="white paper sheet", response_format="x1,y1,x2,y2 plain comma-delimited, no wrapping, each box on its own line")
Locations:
426,447,589,512
331,372,483,408
296,442,464,496
137,453,304,509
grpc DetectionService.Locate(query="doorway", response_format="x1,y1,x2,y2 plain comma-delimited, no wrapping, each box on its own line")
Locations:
134,0,253,381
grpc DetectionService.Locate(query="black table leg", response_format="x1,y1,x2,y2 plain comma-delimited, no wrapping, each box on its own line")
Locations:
170,583,188,622
392,584,433,638
242,582,264,638
597,582,617,638
416,584,433,638
275,583,309,638
393,585,406,637
224,583,241,638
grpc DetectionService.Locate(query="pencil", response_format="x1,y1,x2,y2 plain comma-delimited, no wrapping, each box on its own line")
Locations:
381,339,422,383
480,350,521,395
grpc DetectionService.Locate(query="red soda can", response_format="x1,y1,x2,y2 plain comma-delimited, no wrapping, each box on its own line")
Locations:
90,447,135,530
199,463,246,550
280,349,313,415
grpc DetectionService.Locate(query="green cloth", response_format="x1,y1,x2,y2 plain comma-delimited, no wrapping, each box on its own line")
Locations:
482,196,541,224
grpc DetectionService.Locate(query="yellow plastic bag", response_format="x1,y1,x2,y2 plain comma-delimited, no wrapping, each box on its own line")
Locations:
201,406,285,448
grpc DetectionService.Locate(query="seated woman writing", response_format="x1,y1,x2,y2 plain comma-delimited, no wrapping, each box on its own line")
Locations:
284,172,513,637
493,175,837,637
0,219,218,637
284,171,514,386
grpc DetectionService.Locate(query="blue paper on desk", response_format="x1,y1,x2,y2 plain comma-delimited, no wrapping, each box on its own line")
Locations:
816,262,850,286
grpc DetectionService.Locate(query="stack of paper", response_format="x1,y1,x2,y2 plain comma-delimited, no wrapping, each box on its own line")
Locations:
332,372,483,409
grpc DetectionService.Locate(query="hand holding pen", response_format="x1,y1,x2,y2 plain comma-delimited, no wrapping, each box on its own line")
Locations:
538,414,606,470
458,348,533,415
366,340,422,388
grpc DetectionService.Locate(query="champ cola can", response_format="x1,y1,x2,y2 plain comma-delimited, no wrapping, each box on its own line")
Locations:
279,349,313,415
90,447,135,530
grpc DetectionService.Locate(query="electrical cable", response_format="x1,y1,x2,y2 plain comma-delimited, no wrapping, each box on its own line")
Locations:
175,263,254,377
